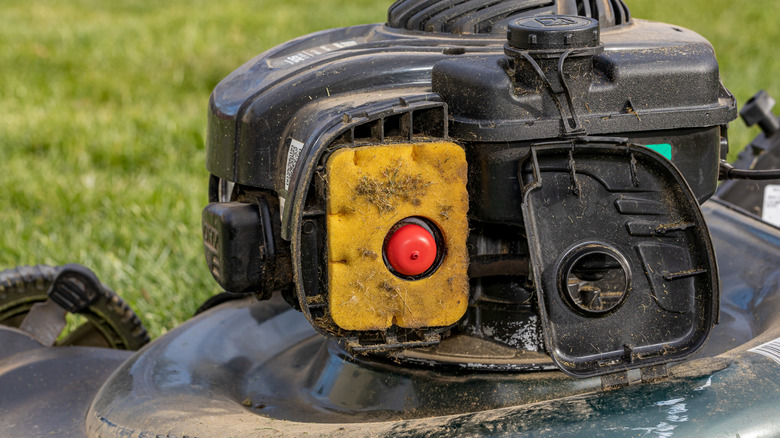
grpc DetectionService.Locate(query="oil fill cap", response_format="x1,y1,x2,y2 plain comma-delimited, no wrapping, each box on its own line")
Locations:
507,15,600,51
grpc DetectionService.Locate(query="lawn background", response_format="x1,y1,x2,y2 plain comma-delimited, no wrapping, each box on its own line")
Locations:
2,0,778,338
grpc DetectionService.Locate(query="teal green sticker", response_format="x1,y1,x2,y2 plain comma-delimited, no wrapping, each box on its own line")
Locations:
644,143,673,161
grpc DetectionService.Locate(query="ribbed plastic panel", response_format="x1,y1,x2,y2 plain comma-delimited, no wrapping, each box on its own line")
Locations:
387,0,630,34
577,0,631,26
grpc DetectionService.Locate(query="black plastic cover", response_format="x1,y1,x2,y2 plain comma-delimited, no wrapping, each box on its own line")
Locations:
520,141,718,377
202,201,274,293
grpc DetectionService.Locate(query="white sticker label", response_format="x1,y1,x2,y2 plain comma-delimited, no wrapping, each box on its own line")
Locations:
762,185,780,226
749,337,780,364
285,139,304,191
278,196,286,221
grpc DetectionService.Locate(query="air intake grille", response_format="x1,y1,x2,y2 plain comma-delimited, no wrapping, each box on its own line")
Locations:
387,0,631,34
576,0,631,26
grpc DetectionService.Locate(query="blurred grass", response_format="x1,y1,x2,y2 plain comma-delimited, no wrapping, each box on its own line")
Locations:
1,0,778,338
0,0,386,337
627,0,780,158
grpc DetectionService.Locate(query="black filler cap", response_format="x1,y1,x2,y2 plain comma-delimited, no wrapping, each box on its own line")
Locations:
507,15,600,51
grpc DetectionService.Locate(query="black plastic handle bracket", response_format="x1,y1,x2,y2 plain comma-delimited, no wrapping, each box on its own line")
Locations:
46,264,102,313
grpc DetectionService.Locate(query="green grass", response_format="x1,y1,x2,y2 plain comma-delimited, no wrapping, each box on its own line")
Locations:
627,0,780,156
1,0,778,338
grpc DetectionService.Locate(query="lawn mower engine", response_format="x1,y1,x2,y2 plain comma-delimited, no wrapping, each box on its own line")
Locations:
203,0,737,379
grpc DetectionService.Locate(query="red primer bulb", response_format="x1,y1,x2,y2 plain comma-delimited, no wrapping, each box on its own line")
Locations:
384,224,437,277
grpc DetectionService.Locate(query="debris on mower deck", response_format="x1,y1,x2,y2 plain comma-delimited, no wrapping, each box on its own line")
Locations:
3,0,780,436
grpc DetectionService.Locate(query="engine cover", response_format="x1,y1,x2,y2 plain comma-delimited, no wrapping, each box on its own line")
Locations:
203,0,736,377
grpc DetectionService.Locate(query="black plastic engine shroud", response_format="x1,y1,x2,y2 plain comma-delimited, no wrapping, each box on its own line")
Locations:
203,0,737,377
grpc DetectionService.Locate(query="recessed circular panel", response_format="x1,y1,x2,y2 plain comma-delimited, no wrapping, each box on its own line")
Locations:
558,244,630,315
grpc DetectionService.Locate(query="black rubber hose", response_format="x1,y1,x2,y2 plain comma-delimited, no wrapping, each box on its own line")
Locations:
720,160,780,180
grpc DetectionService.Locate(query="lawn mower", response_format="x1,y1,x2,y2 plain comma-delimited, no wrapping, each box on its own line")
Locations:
3,0,780,436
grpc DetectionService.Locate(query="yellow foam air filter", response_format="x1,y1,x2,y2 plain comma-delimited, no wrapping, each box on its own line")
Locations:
326,142,469,331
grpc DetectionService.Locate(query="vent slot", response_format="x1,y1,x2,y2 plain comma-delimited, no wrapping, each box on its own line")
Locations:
335,105,447,147
353,123,374,140
610,0,630,25
412,107,446,138
383,114,406,139
576,0,591,17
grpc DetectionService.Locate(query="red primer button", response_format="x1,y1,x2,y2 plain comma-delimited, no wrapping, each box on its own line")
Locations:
385,224,437,276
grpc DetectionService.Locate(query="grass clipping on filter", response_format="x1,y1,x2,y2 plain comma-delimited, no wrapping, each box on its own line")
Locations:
354,160,430,214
